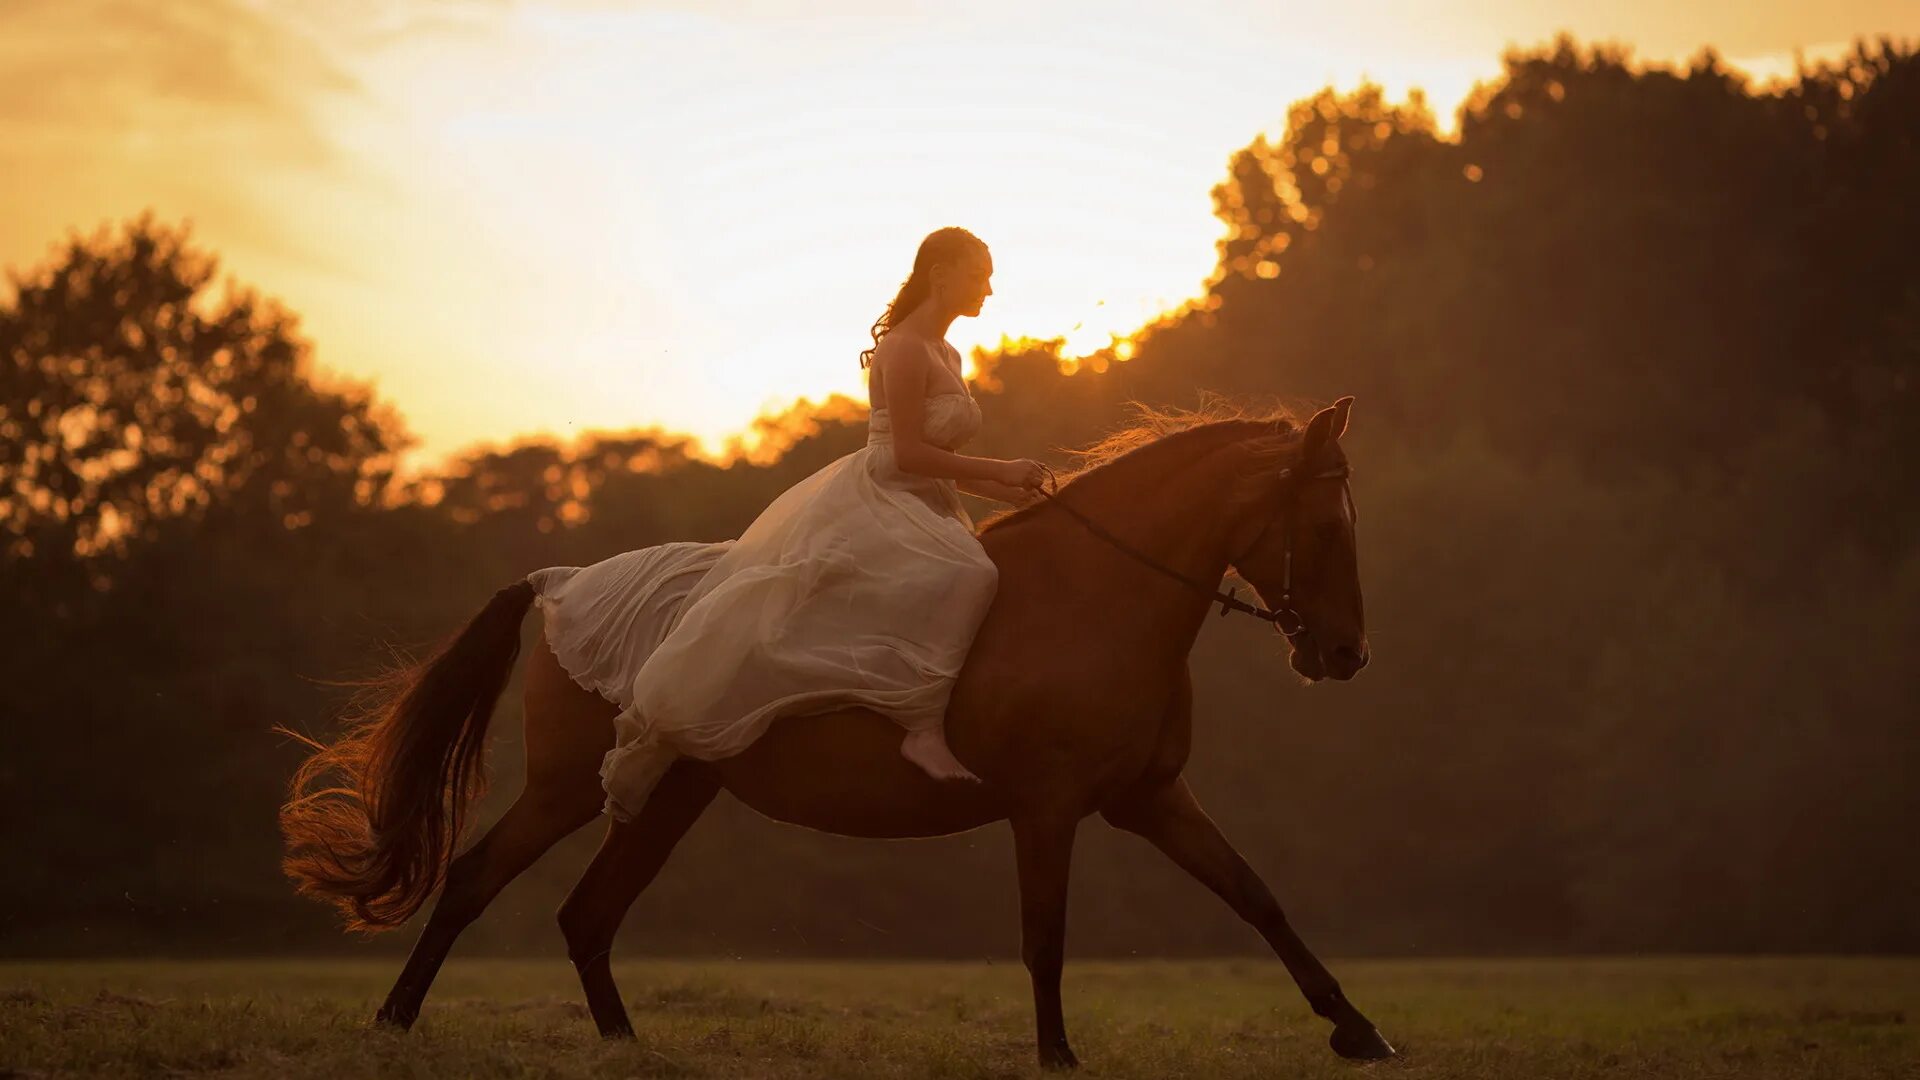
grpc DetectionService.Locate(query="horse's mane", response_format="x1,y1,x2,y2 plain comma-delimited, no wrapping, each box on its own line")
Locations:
977,396,1305,533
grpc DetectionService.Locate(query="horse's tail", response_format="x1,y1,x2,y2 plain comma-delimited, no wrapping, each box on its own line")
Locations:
278,579,537,933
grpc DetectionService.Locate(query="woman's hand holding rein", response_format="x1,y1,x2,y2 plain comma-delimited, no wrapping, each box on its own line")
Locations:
996,458,1047,491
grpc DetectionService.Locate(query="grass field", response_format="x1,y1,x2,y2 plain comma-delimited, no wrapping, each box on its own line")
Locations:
2,957,1915,1078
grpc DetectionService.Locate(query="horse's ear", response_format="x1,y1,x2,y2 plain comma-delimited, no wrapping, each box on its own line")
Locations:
1302,396,1354,459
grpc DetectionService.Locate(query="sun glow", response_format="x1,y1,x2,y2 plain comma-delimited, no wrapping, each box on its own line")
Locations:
0,1,1890,467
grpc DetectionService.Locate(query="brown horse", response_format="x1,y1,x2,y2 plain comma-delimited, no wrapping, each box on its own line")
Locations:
279,395,1392,1068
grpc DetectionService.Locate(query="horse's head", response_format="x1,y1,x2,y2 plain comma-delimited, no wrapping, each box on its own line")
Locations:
1225,397,1366,683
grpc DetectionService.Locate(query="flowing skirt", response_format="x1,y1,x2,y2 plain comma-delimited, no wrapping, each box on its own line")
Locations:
529,540,735,709
533,439,999,821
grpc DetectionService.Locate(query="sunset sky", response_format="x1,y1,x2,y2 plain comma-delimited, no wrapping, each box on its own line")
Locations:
3,0,1912,467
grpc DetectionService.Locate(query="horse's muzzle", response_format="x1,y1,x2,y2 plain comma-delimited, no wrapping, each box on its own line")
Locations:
1325,644,1369,681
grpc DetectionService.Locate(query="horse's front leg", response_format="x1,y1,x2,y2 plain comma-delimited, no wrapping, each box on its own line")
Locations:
1011,813,1081,1070
1101,778,1395,1061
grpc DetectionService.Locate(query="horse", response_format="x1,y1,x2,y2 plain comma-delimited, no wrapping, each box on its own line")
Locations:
278,395,1393,1068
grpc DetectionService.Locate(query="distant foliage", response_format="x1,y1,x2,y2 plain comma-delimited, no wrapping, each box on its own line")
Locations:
0,216,399,587
2,38,1915,957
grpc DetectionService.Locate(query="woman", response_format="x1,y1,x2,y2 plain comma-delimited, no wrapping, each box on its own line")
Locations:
537,227,1046,822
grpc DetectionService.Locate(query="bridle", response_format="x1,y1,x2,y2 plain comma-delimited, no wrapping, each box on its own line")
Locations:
1034,462,1352,640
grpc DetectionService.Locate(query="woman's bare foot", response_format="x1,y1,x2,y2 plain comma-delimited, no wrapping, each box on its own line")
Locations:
901,728,982,783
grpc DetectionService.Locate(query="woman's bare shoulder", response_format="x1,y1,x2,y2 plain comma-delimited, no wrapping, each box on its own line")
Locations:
872,331,938,378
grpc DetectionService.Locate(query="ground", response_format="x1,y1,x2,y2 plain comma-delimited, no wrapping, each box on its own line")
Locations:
2,958,1915,1078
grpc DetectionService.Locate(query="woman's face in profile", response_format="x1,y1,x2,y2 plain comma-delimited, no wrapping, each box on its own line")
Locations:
937,250,993,317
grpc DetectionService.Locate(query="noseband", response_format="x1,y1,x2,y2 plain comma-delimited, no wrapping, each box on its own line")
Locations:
1034,463,1351,640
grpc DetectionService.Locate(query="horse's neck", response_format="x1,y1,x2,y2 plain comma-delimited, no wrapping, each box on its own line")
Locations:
1030,436,1255,652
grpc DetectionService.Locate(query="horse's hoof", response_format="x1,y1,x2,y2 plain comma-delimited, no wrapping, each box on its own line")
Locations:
598,1020,637,1041
1038,1040,1081,1070
371,1006,416,1032
1329,1022,1395,1061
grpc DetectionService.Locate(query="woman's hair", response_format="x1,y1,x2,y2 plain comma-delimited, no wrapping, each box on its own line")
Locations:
860,226,988,368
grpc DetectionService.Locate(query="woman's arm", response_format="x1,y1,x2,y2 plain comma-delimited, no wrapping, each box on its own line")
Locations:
878,338,1033,487
957,477,1040,506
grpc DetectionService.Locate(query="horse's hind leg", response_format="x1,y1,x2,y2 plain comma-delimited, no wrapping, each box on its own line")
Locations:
376,634,612,1029
558,760,720,1038
1101,777,1395,1061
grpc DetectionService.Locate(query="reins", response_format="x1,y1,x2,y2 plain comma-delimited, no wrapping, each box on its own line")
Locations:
1031,462,1348,639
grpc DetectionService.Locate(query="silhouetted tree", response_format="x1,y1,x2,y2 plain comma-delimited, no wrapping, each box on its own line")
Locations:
1,215,400,598
3,37,1916,957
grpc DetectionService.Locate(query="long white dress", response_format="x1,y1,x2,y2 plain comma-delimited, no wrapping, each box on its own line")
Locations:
530,357,999,821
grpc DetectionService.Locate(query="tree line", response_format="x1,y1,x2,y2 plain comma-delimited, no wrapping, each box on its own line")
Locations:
3,36,1915,957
